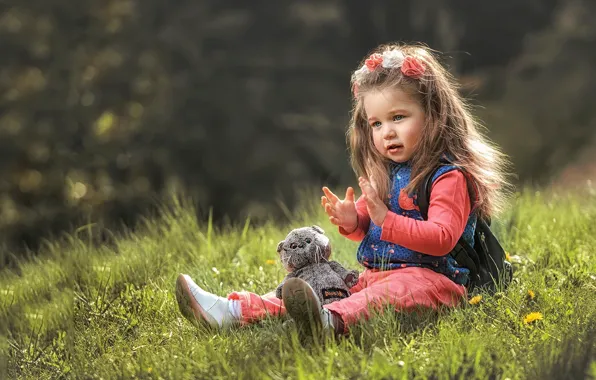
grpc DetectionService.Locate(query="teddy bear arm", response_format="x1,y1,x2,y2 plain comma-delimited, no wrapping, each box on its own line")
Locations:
275,272,297,299
328,261,358,287
345,269,360,288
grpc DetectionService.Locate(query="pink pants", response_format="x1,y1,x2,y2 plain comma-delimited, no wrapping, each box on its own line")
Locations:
227,267,467,332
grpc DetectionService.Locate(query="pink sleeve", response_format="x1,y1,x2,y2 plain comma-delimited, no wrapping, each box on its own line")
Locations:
338,194,371,242
379,170,472,256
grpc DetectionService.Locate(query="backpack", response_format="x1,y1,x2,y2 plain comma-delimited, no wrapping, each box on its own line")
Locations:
416,164,513,295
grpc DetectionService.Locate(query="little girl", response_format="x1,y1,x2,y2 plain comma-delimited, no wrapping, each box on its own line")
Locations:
175,43,510,339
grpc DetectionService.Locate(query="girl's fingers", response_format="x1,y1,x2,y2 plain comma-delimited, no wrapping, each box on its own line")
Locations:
322,186,340,205
345,186,355,202
359,178,377,198
328,216,341,226
358,181,368,196
324,203,334,216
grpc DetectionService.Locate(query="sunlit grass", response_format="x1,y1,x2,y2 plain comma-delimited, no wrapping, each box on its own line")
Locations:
2,187,596,379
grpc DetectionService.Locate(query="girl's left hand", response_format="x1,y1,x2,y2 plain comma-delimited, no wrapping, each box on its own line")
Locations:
358,177,389,226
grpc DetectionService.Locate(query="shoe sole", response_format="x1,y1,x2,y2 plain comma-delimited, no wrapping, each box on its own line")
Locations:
282,278,322,340
175,274,217,328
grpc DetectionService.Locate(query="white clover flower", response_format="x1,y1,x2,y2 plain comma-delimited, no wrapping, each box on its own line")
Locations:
381,50,405,69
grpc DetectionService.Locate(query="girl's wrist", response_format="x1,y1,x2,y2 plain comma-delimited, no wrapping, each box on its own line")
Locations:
375,209,388,226
343,216,359,234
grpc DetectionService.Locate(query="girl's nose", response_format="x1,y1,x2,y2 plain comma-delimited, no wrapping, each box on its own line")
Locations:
383,125,397,139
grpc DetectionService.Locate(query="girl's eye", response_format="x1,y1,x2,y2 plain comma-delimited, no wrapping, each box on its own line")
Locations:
371,121,382,128
305,238,312,244
393,115,405,122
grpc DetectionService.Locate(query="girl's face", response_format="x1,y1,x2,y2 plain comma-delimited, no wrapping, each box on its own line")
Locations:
363,87,425,163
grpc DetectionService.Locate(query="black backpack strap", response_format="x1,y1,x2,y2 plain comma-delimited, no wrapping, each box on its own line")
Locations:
417,163,481,284
417,158,450,220
416,166,437,221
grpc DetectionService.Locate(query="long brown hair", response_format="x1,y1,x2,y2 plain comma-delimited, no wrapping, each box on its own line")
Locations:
347,43,513,220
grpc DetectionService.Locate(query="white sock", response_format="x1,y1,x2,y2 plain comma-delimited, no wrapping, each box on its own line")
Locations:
183,275,239,328
321,308,335,331
228,300,242,320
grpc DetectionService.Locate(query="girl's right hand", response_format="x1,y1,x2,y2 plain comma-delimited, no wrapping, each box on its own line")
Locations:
321,186,358,233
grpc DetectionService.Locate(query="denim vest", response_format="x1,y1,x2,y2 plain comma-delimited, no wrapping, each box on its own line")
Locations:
357,161,476,285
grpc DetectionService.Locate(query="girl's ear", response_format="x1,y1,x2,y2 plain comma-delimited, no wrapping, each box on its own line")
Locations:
276,241,284,254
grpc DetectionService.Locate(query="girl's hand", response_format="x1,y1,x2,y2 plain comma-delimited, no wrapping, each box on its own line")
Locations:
358,177,388,226
321,186,358,233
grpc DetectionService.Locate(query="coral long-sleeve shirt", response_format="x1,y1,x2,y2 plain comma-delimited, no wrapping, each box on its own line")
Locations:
339,170,471,256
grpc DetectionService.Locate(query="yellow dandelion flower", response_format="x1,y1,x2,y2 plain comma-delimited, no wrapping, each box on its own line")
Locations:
469,295,482,305
265,259,276,265
527,289,535,299
523,312,543,324
505,251,511,261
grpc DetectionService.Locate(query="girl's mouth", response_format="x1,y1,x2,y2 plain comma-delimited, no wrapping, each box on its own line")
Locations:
386,144,404,154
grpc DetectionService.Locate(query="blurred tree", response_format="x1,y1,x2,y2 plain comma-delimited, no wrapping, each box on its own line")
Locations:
0,0,593,265
475,0,596,183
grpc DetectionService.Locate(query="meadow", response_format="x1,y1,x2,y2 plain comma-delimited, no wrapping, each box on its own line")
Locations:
2,187,596,379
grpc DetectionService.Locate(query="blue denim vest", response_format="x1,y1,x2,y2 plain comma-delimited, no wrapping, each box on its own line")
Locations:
357,161,476,285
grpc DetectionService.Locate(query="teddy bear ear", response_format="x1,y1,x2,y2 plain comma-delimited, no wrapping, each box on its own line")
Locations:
311,225,325,234
276,241,284,253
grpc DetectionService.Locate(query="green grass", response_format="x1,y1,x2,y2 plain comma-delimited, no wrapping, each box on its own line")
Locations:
2,189,596,379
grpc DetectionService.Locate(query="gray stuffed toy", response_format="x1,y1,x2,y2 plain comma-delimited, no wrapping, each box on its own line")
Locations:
275,225,359,305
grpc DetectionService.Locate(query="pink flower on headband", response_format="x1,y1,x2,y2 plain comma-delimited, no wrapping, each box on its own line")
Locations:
401,56,426,78
365,53,383,71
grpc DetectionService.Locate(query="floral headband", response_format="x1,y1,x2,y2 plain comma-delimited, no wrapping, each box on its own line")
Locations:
352,50,426,96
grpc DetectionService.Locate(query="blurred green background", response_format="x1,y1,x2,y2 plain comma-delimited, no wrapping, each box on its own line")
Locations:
1,0,595,265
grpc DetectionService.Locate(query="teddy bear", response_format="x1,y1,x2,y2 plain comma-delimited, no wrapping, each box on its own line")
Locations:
275,225,359,305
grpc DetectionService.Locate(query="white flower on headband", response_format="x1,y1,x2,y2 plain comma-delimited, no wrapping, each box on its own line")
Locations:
353,65,368,83
381,50,405,68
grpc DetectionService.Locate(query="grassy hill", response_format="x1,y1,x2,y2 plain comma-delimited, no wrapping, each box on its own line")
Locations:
2,188,596,379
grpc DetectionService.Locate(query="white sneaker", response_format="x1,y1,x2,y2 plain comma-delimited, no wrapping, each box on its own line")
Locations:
175,274,240,329
281,278,336,340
